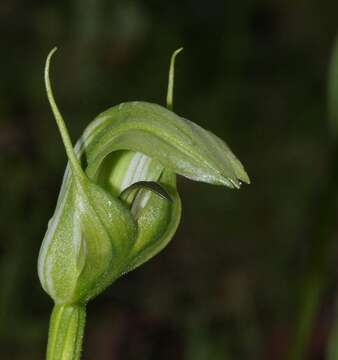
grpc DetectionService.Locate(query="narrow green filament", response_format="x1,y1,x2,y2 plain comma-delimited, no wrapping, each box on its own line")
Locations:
166,47,183,111
44,47,86,182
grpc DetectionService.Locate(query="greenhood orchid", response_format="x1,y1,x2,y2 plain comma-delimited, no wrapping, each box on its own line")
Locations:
38,47,249,360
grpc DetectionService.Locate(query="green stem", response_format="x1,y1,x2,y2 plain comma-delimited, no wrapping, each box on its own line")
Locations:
46,304,86,360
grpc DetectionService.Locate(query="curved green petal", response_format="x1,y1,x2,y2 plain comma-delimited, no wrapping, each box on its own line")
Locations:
77,101,249,189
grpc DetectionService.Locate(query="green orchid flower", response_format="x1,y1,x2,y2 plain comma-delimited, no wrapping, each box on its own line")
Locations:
38,47,249,360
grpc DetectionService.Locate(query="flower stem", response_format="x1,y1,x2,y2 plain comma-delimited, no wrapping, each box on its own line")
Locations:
46,304,86,360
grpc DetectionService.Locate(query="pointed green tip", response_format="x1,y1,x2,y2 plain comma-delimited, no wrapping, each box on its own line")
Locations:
50,46,58,56
225,166,251,189
173,47,184,57
44,46,86,182
239,169,251,186
244,174,251,185
166,47,184,111
227,175,250,190
45,48,58,78
232,162,251,189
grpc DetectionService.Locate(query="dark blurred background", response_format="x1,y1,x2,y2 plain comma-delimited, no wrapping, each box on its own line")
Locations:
1,1,338,359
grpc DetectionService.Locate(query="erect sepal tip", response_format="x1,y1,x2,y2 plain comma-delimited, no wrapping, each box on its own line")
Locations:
166,47,183,111
44,47,86,183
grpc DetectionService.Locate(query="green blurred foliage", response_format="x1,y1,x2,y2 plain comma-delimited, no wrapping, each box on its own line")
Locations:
1,0,338,359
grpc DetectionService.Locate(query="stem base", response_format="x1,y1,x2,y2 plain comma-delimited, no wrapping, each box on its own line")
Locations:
47,304,86,360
